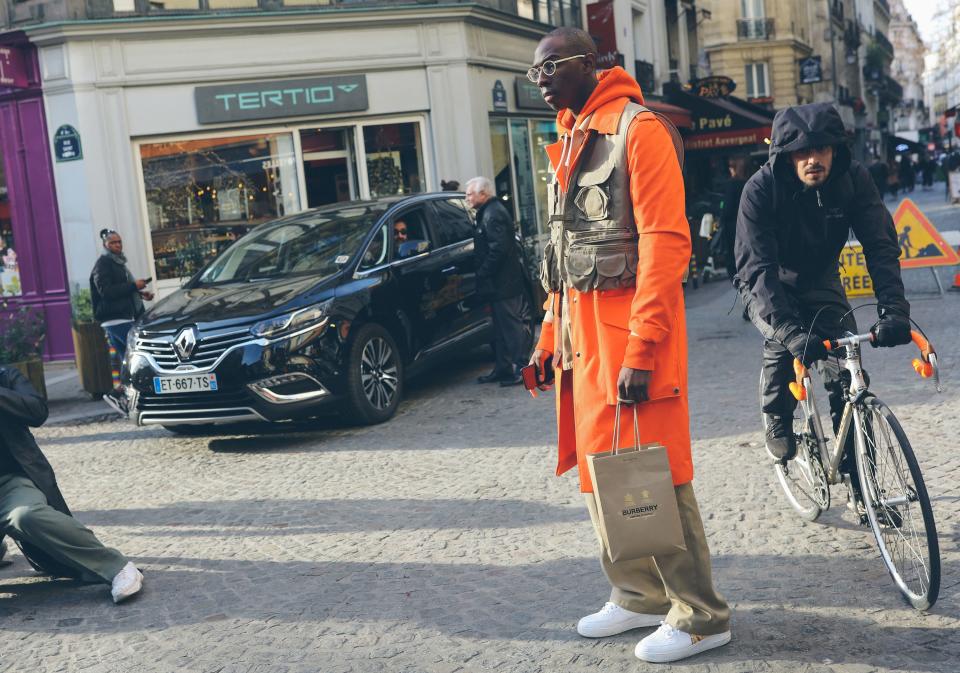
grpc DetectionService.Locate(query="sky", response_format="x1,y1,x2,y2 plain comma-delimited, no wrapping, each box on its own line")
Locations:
902,0,938,44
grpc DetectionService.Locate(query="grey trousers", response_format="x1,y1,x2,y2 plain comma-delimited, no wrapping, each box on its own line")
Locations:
0,474,127,583
584,482,731,636
491,294,532,376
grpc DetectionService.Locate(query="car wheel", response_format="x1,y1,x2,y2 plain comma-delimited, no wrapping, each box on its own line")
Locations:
344,323,404,425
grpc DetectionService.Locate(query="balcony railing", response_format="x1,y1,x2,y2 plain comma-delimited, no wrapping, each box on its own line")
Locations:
875,30,894,56
737,17,774,40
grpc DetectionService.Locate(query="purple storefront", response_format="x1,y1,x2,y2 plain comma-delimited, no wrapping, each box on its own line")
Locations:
0,32,71,360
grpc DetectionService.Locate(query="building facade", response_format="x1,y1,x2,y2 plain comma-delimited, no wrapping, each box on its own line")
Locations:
923,0,960,150
888,0,926,142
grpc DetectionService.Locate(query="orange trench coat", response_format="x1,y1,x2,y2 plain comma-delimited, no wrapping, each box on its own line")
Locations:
535,70,693,493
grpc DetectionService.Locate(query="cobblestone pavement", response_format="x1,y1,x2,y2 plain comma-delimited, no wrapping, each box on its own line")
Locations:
2,234,959,673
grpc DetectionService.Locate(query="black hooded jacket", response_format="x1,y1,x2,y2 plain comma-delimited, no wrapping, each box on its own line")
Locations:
734,103,908,340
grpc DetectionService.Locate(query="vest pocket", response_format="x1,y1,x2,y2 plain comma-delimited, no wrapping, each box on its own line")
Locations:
574,156,616,221
564,236,638,292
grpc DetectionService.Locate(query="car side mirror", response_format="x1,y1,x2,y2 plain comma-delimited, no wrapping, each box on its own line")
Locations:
398,240,429,259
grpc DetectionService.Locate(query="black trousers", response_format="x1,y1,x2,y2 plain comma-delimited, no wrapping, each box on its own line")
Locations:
742,274,858,427
491,294,532,377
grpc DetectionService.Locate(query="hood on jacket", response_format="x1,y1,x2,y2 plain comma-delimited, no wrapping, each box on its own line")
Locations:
556,66,645,135
768,102,852,185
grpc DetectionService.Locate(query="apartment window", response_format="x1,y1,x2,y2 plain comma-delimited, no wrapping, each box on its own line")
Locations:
740,0,764,18
745,63,770,98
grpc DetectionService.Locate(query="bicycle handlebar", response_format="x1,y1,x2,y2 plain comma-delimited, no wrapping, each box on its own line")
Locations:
789,330,941,401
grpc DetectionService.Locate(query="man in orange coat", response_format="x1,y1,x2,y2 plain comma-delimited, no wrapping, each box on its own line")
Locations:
528,28,730,663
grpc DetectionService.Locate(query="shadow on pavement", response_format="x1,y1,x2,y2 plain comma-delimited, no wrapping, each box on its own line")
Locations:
0,553,956,671
71,497,586,534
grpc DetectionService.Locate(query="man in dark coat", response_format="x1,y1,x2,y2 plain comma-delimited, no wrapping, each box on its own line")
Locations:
734,103,911,465
466,176,531,386
0,366,143,602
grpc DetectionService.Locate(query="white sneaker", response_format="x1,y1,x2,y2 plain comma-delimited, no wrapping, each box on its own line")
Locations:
635,622,731,663
110,562,143,604
577,602,665,638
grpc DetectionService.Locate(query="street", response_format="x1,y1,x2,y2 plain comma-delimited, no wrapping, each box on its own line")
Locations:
2,201,958,672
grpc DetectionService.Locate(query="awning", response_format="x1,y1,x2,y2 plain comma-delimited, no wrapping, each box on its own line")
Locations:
644,100,693,130
663,84,775,152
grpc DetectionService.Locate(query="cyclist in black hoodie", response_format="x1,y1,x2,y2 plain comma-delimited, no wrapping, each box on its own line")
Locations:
734,103,911,465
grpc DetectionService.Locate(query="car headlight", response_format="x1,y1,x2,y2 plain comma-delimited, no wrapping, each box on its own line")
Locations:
251,303,330,339
126,325,140,354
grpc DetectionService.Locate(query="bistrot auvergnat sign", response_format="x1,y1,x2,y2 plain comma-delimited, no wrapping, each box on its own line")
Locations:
195,75,369,124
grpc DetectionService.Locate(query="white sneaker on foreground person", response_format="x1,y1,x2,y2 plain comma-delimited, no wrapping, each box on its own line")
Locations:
577,602,665,638
110,562,143,603
635,622,731,663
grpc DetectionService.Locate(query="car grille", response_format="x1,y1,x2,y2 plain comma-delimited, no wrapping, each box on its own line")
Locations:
136,327,253,371
136,389,262,425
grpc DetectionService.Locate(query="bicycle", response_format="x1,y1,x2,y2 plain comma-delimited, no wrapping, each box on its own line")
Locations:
768,329,942,610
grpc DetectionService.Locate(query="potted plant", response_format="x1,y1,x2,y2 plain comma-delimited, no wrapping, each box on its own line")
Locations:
0,300,47,398
70,285,113,399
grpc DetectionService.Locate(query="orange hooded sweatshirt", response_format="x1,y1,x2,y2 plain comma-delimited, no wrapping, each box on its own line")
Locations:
535,66,694,490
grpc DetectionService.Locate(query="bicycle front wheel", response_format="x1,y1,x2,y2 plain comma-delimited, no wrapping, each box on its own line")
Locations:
856,397,940,610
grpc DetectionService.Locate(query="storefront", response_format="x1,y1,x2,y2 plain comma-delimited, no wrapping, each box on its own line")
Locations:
0,33,72,360
665,83,774,198
26,7,556,298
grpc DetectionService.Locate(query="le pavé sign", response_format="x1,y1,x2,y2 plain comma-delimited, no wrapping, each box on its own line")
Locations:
53,125,82,162
195,75,369,124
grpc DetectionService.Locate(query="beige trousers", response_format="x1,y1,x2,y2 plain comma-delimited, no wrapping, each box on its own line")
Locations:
584,481,731,636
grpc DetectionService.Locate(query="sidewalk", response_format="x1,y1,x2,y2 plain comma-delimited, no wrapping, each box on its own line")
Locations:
43,360,121,427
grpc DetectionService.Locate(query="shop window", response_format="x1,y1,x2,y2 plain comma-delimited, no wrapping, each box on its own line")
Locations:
148,0,201,9
140,133,300,281
430,199,474,248
206,0,257,6
0,152,21,297
363,123,425,199
489,119,515,217
300,128,359,208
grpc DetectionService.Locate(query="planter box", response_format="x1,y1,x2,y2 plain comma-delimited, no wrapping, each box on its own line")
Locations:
9,357,46,399
71,321,113,398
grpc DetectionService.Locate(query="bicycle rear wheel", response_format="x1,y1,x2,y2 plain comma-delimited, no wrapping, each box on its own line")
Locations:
856,397,940,610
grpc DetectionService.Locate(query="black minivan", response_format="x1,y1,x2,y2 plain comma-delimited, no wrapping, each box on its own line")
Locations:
122,193,532,432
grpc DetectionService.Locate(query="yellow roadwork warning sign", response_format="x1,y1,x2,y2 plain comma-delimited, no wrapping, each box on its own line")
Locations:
892,198,960,268
839,199,960,298
839,245,872,297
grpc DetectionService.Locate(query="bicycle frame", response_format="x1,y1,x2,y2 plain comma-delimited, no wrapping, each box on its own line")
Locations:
793,330,940,487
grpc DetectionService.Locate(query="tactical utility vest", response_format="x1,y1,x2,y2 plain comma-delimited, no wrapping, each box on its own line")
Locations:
540,102,683,294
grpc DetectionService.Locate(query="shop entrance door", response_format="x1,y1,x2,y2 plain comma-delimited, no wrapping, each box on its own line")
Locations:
299,128,359,207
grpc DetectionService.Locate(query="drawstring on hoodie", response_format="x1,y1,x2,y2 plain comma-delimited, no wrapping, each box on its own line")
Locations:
816,190,823,208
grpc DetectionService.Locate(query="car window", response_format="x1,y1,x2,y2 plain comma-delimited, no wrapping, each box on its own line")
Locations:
197,206,382,284
392,207,431,259
358,223,389,271
431,199,475,248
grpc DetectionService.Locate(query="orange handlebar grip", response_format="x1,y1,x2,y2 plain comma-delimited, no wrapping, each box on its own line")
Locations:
822,339,833,351
911,330,934,360
912,358,934,378
789,358,808,401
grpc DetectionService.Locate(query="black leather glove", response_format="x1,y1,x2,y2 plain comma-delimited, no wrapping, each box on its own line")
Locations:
784,331,829,367
872,311,912,348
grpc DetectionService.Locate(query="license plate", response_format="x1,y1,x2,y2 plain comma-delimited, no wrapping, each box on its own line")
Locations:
153,373,219,394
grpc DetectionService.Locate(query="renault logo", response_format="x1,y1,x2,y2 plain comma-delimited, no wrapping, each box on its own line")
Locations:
174,327,198,361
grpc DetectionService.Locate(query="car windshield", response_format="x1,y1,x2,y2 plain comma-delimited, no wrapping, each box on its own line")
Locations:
196,205,387,285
